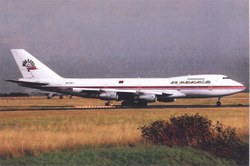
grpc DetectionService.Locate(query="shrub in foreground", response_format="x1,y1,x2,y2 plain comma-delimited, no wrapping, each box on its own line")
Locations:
139,114,213,147
139,113,249,165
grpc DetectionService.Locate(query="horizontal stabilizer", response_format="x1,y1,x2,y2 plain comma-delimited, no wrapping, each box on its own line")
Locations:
5,80,49,86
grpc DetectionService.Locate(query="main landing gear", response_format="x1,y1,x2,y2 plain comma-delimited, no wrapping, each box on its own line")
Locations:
105,101,113,106
216,97,222,107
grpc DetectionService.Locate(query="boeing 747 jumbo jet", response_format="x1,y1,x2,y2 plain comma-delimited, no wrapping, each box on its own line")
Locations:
7,49,246,107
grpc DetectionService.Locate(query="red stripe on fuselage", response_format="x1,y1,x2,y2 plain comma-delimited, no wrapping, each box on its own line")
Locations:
50,85,246,90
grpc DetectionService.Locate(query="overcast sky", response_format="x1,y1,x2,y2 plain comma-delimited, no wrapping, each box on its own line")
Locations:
0,0,248,93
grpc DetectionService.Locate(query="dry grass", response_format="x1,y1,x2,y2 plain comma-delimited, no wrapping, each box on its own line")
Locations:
0,93,248,158
0,125,139,158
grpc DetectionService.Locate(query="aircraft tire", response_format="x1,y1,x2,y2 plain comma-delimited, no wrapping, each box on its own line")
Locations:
216,101,221,107
121,100,132,106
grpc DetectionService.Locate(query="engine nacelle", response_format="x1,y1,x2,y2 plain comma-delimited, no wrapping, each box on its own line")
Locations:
138,94,156,103
157,97,176,102
99,92,118,100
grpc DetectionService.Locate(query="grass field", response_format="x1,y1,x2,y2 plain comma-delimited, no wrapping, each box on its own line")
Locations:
0,93,248,164
0,146,238,166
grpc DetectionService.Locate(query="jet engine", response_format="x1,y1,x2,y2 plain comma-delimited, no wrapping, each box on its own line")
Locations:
99,92,118,100
138,94,156,102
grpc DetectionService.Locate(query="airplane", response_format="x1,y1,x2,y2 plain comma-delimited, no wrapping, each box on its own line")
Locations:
6,49,246,107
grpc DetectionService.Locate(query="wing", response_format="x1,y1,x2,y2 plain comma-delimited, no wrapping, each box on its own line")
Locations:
77,88,186,100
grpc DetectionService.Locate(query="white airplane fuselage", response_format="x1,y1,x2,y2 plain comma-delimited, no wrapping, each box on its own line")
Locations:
7,49,246,106
17,75,245,99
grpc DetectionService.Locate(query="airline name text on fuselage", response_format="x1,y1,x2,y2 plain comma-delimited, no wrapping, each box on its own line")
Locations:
170,80,211,84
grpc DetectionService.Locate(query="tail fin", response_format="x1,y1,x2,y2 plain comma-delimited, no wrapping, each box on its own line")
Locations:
11,49,62,79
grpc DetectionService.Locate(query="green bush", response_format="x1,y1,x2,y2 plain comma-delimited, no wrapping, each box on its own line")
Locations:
139,113,249,165
139,114,213,147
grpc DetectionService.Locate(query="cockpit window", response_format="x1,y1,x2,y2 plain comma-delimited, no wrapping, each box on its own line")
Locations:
223,76,230,79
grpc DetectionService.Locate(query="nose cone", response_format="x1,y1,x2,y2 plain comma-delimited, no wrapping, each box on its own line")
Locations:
238,82,247,92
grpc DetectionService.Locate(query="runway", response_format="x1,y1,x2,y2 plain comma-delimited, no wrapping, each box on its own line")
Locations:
0,103,248,111
0,93,248,111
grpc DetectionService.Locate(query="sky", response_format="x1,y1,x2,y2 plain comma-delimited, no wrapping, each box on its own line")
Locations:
0,0,248,93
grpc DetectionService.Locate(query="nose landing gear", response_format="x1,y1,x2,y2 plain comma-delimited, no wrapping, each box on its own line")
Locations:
216,98,222,107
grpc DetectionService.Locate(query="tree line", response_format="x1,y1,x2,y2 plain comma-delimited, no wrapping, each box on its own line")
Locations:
0,93,29,97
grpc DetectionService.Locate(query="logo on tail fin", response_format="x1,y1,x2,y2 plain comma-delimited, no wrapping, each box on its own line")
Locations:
22,59,38,72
